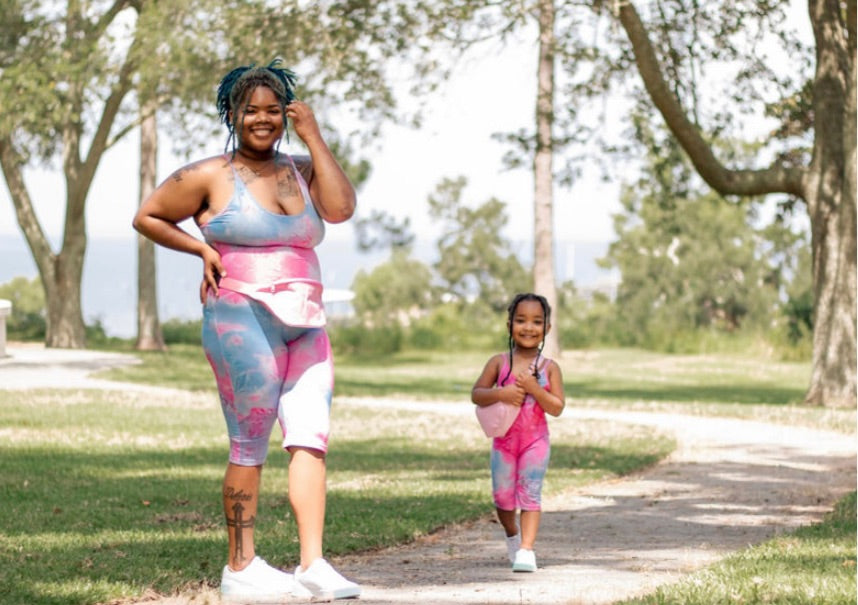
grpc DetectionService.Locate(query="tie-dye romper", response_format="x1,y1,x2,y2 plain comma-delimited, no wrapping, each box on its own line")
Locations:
491,354,552,511
199,156,332,466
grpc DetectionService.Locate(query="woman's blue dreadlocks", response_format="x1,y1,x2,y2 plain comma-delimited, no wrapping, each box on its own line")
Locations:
216,58,298,157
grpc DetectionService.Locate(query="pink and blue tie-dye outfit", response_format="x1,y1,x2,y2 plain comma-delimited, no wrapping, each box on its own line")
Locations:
199,156,332,466
491,354,552,511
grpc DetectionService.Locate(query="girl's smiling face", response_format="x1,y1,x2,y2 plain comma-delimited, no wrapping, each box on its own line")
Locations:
509,299,548,350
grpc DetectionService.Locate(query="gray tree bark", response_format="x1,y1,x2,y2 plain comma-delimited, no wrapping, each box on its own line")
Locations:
135,105,166,351
534,0,560,358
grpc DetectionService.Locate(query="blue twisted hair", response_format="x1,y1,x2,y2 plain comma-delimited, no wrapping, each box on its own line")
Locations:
216,59,298,156
502,292,551,384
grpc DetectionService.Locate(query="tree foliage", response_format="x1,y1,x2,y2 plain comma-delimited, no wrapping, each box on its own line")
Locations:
0,0,444,348
603,130,781,346
427,176,529,312
352,249,436,324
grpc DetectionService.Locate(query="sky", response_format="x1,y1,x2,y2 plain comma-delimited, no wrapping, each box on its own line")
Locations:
0,28,620,252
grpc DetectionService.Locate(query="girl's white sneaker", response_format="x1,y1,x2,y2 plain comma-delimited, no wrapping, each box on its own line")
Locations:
512,548,537,572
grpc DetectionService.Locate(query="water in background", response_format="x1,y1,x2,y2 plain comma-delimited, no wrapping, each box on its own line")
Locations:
0,233,613,338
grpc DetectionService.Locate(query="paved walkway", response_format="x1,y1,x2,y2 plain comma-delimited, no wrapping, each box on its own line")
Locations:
1,345,855,605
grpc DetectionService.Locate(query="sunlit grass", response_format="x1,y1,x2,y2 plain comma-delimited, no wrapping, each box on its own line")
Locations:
617,491,857,605
0,387,673,605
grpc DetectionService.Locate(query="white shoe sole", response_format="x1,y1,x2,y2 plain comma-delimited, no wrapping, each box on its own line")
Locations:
296,584,361,601
221,592,293,604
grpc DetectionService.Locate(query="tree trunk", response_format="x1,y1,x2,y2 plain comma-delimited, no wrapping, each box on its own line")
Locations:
533,0,560,358
44,248,87,348
0,137,89,349
135,105,166,351
803,0,856,407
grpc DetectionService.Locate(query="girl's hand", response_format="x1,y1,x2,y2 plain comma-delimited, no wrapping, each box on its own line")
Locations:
199,245,226,303
286,101,322,144
515,369,540,395
497,384,526,407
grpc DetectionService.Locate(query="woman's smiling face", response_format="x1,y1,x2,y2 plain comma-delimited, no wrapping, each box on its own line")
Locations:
235,86,284,152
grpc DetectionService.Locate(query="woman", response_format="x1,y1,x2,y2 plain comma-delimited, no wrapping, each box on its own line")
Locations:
133,60,360,602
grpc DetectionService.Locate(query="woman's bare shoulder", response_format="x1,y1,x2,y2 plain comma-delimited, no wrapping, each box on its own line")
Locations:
290,154,313,184
166,154,230,185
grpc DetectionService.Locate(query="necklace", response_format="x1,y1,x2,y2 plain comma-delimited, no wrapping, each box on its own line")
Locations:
237,150,277,176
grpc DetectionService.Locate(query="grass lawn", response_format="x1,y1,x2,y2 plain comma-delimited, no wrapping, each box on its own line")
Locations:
616,491,857,605
3,346,854,604
0,384,672,604
103,345,855,432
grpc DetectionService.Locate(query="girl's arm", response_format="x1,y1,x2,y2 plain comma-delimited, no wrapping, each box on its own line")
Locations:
517,360,565,417
287,101,356,224
471,354,526,407
132,158,225,302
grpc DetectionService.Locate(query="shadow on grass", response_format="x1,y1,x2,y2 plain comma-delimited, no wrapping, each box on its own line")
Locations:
1,434,670,605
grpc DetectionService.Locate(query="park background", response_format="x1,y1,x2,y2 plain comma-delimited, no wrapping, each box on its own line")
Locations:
0,1,855,604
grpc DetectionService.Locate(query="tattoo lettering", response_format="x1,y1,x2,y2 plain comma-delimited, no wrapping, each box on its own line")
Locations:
223,487,253,502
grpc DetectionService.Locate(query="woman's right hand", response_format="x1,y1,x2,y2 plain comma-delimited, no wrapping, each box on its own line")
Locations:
199,246,226,303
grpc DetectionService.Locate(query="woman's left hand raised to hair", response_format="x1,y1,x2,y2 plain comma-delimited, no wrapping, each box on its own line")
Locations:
286,101,322,144
287,100,356,224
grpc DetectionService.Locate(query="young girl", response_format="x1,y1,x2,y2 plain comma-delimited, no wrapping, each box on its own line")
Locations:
471,293,565,572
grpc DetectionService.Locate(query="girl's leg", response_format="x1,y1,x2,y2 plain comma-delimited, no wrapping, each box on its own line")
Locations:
519,510,541,550
222,463,262,570
516,436,551,551
496,507,519,537
491,441,519,536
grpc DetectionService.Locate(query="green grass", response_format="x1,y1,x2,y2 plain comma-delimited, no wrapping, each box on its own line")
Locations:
616,491,857,605
102,346,856,432
8,346,854,604
0,386,673,605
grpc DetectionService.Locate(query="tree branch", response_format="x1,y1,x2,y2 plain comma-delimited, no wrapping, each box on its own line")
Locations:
615,0,805,198
0,136,56,278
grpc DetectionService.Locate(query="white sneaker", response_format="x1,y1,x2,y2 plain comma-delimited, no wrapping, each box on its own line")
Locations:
505,533,521,563
512,548,537,572
294,557,361,600
221,556,295,604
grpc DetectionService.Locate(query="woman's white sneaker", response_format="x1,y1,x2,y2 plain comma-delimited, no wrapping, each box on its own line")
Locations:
221,556,295,604
294,557,361,600
512,548,537,572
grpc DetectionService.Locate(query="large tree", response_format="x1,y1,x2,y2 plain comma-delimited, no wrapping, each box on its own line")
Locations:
421,0,854,406
0,0,430,348
605,0,855,406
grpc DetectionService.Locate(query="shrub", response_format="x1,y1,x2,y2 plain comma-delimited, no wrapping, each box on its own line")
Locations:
161,318,203,345
0,276,46,341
